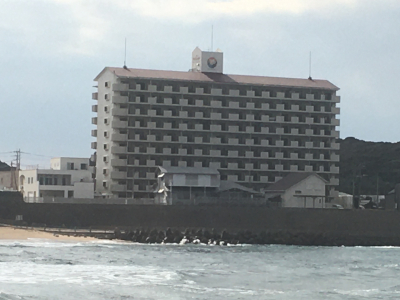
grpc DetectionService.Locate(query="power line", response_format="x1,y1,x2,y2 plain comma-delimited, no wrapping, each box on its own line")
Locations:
22,152,53,158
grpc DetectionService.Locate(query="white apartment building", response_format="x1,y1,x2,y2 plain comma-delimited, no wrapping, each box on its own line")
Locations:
92,47,340,199
19,157,94,200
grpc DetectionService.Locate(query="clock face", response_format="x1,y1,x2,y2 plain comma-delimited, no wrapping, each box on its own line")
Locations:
207,57,217,68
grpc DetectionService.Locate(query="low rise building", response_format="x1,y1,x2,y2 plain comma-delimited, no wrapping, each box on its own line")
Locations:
0,166,18,191
154,166,263,205
264,173,327,208
19,157,94,201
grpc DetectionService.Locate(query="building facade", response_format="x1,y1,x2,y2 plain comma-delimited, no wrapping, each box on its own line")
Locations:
265,173,327,208
0,167,18,191
19,157,94,200
92,48,340,199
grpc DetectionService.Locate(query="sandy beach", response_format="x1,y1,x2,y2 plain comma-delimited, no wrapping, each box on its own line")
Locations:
0,226,97,241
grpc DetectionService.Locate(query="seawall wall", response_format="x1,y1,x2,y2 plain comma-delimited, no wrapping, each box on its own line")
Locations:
2,192,400,245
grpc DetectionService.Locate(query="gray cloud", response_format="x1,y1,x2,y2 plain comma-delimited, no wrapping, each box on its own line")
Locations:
1,0,399,165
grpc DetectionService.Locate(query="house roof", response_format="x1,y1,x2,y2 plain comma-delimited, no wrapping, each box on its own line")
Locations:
218,180,261,194
157,166,220,175
265,172,328,192
95,67,339,91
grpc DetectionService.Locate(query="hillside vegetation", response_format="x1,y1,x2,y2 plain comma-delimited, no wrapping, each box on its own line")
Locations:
339,137,400,195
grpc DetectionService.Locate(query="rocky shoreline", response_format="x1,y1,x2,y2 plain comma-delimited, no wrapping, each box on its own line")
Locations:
111,227,400,247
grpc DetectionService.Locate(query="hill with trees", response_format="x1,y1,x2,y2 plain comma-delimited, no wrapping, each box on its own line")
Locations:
339,137,400,195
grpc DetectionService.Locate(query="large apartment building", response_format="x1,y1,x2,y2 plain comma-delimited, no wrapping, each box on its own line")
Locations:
92,47,340,199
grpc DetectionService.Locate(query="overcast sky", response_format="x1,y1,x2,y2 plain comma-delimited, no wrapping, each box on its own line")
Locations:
1,0,400,167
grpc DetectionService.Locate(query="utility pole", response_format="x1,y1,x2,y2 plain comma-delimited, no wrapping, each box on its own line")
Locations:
15,149,21,170
11,149,21,190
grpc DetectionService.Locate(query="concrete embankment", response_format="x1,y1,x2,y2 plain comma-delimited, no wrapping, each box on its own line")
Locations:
2,192,400,246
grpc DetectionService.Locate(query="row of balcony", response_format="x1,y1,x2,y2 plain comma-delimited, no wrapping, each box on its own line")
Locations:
135,97,341,114
109,96,340,115
123,134,340,147
123,147,340,161
124,110,341,126
108,153,338,165
93,138,340,151
126,121,339,135
109,158,339,173
110,146,339,162
111,83,340,103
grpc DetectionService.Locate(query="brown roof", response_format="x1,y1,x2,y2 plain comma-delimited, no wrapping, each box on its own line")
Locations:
95,67,339,91
265,172,327,192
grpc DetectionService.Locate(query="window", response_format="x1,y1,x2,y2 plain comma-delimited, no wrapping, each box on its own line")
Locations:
104,118,109,125
67,162,75,170
68,191,74,198
105,81,110,88
80,163,87,170
105,94,109,100
104,106,109,113
104,144,109,150
295,190,302,194
102,181,108,188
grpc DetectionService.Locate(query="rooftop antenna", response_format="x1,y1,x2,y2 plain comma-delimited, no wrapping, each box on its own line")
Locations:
308,51,312,80
123,38,128,69
211,25,213,51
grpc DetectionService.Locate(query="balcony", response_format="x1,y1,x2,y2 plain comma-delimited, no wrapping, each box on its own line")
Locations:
111,146,126,154
331,154,339,162
331,143,340,150
329,177,339,185
91,117,97,125
111,120,128,128
91,142,97,149
111,133,127,142
91,129,97,137
112,96,128,104
92,92,98,100
112,83,128,92
111,171,127,180
111,159,126,167
92,105,98,112
331,119,340,126
331,131,340,138
111,184,127,192
330,166,340,174
112,108,128,116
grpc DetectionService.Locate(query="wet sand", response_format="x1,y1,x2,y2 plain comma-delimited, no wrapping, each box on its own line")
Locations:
0,226,97,241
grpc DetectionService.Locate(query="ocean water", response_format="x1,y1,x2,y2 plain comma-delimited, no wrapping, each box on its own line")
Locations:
1,240,400,300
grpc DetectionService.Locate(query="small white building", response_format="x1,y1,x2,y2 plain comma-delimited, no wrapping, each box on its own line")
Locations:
264,173,327,208
19,157,94,200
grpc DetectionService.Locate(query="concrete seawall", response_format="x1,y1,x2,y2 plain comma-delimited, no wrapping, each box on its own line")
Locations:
2,192,400,246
